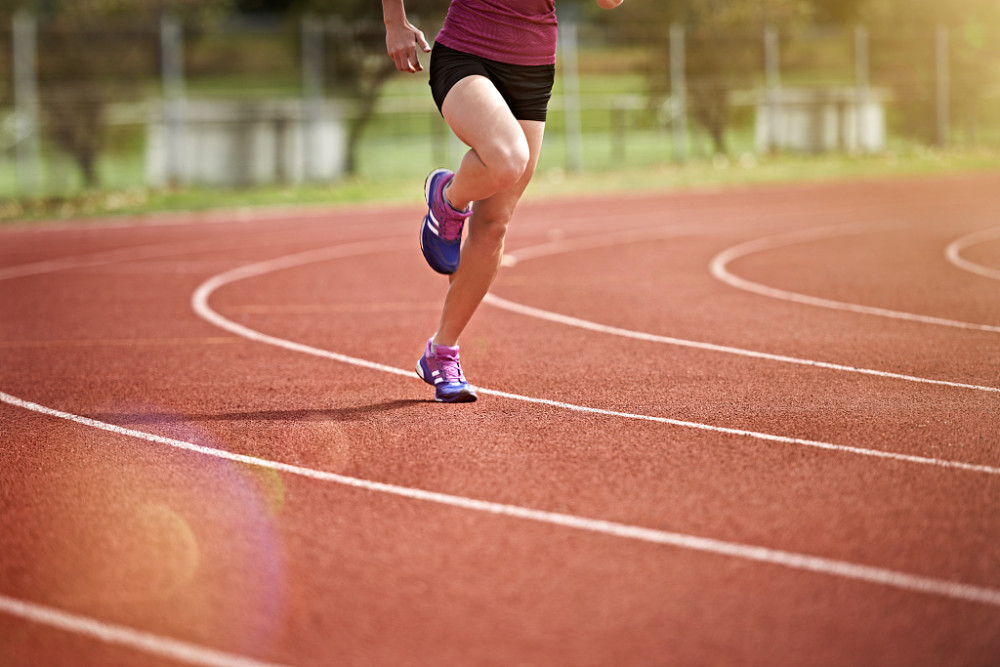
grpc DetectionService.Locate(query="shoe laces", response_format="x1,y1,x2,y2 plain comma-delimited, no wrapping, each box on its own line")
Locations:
435,177,470,242
438,205,470,242
435,351,466,384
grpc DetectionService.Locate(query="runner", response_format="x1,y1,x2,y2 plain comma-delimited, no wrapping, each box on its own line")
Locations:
382,0,624,402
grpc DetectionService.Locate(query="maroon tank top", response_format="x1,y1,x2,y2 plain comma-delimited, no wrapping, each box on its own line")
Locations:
435,0,558,66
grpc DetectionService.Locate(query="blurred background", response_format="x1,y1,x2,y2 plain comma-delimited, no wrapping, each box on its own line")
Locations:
1,0,998,219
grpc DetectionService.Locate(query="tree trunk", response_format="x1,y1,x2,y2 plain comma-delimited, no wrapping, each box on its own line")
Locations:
344,58,396,176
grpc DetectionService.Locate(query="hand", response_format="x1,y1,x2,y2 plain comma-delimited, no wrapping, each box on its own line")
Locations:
595,0,623,8
385,21,431,73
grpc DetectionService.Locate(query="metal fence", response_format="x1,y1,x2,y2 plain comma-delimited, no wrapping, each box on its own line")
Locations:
2,13,999,198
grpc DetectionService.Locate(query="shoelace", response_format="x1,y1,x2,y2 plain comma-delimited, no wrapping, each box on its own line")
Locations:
436,354,465,384
438,207,469,242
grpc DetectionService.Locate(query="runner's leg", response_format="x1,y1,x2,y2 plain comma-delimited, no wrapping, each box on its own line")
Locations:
440,75,533,210
433,119,544,347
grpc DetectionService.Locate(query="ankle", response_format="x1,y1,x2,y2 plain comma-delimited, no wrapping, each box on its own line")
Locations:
443,183,470,213
432,335,458,349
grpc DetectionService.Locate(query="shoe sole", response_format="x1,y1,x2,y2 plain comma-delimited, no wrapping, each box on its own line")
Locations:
424,168,450,207
437,390,477,403
416,359,478,403
419,222,456,275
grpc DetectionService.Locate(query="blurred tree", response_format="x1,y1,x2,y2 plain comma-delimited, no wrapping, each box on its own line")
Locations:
808,0,867,24
617,0,811,155
235,0,295,14
610,0,1000,152
859,0,1000,145
291,0,450,175
2,0,232,188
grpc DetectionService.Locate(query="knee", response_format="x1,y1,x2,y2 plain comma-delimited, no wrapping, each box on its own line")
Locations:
476,211,511,241
470,208,512,248
488,139,531,190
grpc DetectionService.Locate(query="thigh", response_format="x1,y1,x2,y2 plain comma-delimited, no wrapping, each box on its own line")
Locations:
442,76,529,166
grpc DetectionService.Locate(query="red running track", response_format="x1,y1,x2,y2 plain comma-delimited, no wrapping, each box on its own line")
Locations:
2,173,1000,666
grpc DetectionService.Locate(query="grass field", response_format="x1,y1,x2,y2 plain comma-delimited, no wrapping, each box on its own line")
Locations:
2,66,999,224
2,139,999,225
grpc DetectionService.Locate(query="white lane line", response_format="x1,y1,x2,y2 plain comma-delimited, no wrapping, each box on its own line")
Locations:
499,221,737,267
0,594,290,667
0,241,190,280
494,230,1000,394
2,222,998,661
946,226,1000,281
483,294,1000,394
0,239,405,667
0,228,392,281
191,242,1000,477
4,390,1000,610
709,223,1000,333
11,216,993,397
0,201,408,235
193,240,415,379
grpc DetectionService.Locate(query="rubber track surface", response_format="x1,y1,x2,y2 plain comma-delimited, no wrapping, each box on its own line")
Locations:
2,173,999,666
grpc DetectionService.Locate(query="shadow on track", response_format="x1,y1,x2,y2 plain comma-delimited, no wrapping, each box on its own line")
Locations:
86,399,427,425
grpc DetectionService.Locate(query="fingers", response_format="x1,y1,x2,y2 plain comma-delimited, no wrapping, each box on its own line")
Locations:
416,31,431,53
388,45,419,72
401,47,422,73
387,26,428,73
408,43,424,72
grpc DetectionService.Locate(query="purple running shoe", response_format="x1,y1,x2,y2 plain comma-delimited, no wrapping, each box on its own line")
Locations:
421,168,471,275
415,338,478,403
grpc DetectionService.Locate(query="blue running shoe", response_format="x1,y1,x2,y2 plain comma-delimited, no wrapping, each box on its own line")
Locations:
421,168,471,275
416,338,478,403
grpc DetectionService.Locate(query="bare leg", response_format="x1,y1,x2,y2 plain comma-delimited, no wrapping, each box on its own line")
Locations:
426,73,545,348
433,120,544,347
439,76,534,211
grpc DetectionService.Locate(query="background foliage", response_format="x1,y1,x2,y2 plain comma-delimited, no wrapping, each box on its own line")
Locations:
1,0,998,211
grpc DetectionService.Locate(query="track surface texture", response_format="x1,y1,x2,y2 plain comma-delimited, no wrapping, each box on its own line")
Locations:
2,173,1000,666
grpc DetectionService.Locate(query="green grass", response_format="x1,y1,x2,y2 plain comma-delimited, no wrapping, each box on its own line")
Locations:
3,143,998,225
532,145,1000,197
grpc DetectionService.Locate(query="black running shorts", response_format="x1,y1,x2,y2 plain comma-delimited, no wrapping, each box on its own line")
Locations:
429,43,555,122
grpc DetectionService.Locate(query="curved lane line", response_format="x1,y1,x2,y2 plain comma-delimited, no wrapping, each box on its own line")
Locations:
499,221,728,267
709,223,1000,333
190,243,1000,477
4,390,1000,611
0,227,395,281
3,233,994,471
0,240,198,281
0,239,404,667
483,294,999,394
946,226,1000,281
493,229,999,394
5,217,997,661
2,231,1000,656
0,594,291,667
7,218,995,394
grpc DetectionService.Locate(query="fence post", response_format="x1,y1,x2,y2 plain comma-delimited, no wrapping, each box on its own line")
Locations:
669,24,687,163
13,11,40,195
611,100,626,163
935,25,950,148
302,15,324,182
854,25,870,153
559,14,583,173
160,14,186,186
764,26,781,153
